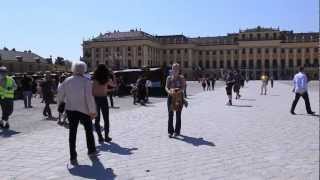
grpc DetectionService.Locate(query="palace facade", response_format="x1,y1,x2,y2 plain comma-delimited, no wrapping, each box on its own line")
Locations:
82,26,319,80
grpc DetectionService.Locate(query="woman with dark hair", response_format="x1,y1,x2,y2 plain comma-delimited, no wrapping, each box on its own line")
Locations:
92,64,115,143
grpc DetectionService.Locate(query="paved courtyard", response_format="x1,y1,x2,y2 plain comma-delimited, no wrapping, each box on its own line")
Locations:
0,81,318,180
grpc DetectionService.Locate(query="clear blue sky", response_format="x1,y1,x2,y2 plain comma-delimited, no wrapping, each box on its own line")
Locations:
1,0,318,61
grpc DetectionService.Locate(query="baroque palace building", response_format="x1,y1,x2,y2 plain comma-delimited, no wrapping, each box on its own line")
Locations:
82,26,319,80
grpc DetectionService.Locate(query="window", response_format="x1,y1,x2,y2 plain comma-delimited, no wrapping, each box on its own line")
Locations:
289,48,293,53
313,58,319,67
281,48,285,53
127,47,131,51
265,33,269,39
256,59,262,69
105,48,109,52
128,53,131,56
249,48,253,54
185,49,188,54
281,59,285,68
314,47,319,52
249,60,254,68
199,60,203,68
289,59,293,67
234,60,239,68
305,48,309,53
265,59,270,68
265,48,269,54
272,59,278,68
220,50,223,55
273,33,277,39
227,50,231,55
170,50,173,54
206,51,210,55
242,34,245,39
249,34,253,39
105,61,108,66
96,60,100,65
212,50,216,55
116,47,120,52
199,51,202,55
128,60,132,68
95,48,99,52
219,60,224,68
297,59,302,66
138,60,142,67
163,50,166,55
205,60,210,69
305,59,310,67
242,48,246,54
0,54,2,60
234,50,238,54
257,48,261,54
227,60,231,68
273,48,277,53
257,33,261,40
241,60,246,69
297,49,301,53
177,49,180,54
212,60,217,68
184,61,189,68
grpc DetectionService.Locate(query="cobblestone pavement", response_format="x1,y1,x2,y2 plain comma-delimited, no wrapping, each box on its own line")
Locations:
0,81,318,180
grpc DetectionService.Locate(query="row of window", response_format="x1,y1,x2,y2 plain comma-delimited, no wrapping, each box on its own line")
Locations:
91,47,319,58
241,32,278,40
163,47,318,56
163,58,319,69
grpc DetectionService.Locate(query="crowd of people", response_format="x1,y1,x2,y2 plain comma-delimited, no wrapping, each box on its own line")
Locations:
0,62,316,165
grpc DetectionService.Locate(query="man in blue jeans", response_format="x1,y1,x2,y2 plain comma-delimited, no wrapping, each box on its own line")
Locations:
21,75,33,108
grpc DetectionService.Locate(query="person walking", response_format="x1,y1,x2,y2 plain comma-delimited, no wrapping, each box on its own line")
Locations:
211,75,216,91
21,75,33,108
201,77,206,91
270,76,274,88
92,64,115,143
165,63,186,138
57,61,98,165
260,73,268,95
40,74,55,120
0,66,17,129
233,70,241,99
225,70,235,105
290,66,315,115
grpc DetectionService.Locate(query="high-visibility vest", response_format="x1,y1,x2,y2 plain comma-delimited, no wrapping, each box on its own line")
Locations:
0,76,14,99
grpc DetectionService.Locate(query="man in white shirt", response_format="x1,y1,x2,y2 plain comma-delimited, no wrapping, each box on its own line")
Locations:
290,66,315,115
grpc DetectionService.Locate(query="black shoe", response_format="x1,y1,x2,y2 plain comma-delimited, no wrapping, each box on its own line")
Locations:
174,133,180,137
98,137,104,144
88,150,100,158
307,111,315,115
3,123,9,129
291,111,296,115
70,159,78,166
104,137,112,142
168,134,173,138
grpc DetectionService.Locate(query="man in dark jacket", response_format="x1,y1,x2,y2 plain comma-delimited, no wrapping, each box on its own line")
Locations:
21,75,33,108
40,75,54,119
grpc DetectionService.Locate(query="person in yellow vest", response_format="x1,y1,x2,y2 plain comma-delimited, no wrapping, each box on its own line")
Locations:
0,66,17,129
260,73,269,95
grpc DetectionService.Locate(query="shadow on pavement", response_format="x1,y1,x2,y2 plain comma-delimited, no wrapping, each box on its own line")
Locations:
238,98,256,101
174,135,215,147
269,94,280,96
98,142,138,155
295,113,320,118
68,157,116,180
231,105,253,107
0,129,20,138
